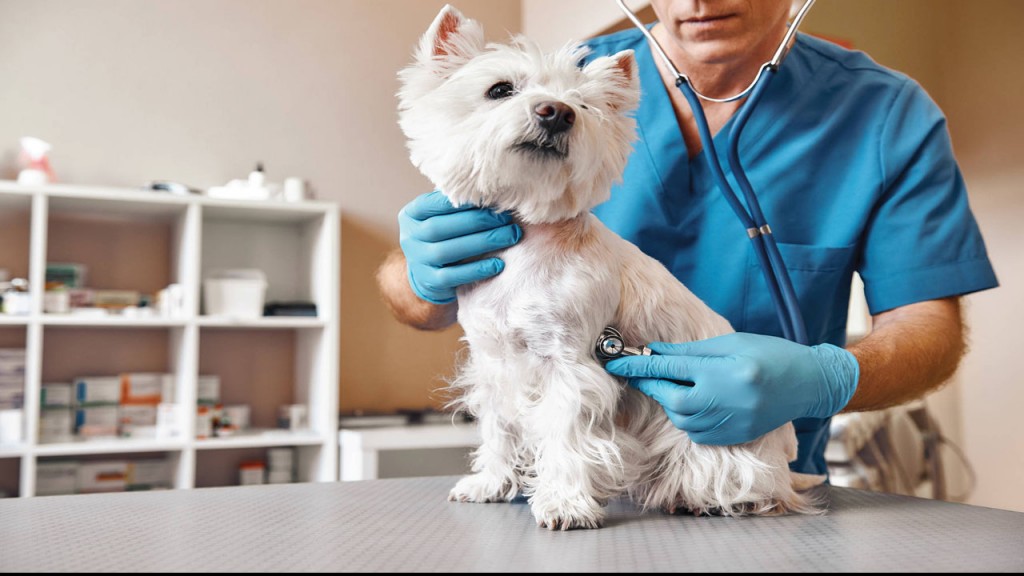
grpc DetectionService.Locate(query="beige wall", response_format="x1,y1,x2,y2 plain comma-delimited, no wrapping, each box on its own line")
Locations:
0,0,521,414
522,0,648,51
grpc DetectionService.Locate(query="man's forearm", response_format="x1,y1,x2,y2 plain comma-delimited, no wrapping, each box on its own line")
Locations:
843,297,965,412
376,248,459,331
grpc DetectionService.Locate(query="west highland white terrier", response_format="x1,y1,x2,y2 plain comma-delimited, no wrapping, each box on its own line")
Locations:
397,5,823,530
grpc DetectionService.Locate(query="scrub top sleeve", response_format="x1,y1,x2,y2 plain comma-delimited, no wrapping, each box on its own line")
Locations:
859,80,998,315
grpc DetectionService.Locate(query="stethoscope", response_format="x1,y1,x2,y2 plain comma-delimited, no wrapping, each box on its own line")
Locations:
596,0,817,361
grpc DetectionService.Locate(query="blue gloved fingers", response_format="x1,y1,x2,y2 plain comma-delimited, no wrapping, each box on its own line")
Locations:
401,224,521,267
409,257,506,302
400,190,475,221
401,202,514,243
605,353,701,383
626,377,701,416
644,333,758,357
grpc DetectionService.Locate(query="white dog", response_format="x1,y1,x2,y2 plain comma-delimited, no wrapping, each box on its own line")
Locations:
398,5,823,530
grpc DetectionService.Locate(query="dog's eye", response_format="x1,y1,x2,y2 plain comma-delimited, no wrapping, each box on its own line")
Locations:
487,82,516,100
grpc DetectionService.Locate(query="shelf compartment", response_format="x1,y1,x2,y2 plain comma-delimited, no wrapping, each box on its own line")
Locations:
0,456,20,497
199,208,332,321
194,444,319,488
0,191,32,315
197,329,297,431
36,450,183,496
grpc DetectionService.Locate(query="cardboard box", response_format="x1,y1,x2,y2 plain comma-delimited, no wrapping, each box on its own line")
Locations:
36,461,79,496
120,373,174,405
39,408,73,443
74,376,122,405
119,405,158,438
127,459,170,489
77,460,128,493
41,383,73,407
74,405,119,437
197,375,220,405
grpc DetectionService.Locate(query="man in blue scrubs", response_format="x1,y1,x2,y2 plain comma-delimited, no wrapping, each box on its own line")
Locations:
377,0,998,477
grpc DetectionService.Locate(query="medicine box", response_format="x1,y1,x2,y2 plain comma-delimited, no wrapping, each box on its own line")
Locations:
267,447,294,471
36,461,79,496
127,459,170,490
74,376,122,405
197,375,220,405
119,405,158,438
77,460,128,493
41,383,73,407
239,460,266,486
39,407,73,443
0,386,24,409
74,405,119,437
121,373,174,405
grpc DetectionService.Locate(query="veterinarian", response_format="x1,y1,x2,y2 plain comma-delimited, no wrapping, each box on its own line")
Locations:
377,0,998,477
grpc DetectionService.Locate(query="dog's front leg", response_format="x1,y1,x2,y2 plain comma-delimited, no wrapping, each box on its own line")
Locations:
525,362,628,530
449,408,523,503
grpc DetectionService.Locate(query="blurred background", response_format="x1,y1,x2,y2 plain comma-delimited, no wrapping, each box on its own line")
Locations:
0,0,1019,511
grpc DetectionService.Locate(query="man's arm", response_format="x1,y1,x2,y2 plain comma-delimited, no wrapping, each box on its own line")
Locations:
376,248,459,331
843,296,965,412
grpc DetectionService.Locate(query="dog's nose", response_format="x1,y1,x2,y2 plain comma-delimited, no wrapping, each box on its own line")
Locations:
534,101,576,134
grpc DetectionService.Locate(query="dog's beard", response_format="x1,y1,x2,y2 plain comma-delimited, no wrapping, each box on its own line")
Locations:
511,135,569,161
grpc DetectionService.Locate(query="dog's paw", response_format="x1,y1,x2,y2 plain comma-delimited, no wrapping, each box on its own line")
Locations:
448,473,518,503
531,496,605,530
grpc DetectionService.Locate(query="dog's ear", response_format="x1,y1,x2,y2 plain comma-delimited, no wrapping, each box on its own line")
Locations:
415,4,485,69
583,49,639,112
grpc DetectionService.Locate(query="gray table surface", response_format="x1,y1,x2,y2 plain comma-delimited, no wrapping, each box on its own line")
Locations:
1,475,1022,572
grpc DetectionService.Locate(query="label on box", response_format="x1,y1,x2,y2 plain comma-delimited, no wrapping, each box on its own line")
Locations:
36,461,79,496
77,460,128,493
121,373,173,405
40,408,73,442
197,375,220,404
75,377,122,405
41,383,73,407
75,405,119,437
119,405,158,437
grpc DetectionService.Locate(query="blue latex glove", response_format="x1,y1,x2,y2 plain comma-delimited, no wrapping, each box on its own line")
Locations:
399,190,522,304
605,332,859,446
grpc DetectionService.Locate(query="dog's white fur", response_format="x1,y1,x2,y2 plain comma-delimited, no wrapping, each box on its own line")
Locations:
398,5,823,530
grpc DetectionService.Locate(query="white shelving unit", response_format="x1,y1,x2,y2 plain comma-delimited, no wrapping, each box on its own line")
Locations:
0,181,340,497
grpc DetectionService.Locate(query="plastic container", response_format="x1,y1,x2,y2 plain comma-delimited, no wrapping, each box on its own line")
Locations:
203,269,267,319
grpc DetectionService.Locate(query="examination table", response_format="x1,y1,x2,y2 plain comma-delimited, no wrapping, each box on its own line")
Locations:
1,475,1022,572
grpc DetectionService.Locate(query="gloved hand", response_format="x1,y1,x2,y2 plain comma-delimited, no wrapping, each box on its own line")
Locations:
605,332,859,446
399,190,522,304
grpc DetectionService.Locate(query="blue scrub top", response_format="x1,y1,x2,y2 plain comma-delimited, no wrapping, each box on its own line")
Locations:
584,29,998,476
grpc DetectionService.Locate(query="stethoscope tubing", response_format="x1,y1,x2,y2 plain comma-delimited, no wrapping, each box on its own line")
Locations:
614,0,814,344
677,72,807,344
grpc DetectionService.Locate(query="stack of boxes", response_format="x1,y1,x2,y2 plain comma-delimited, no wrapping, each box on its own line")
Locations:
119,373,174,438
238,447,296,486
40,382,74,442
0,349,26,444
73,376,122,438
38,373,176,442
36,458,171,496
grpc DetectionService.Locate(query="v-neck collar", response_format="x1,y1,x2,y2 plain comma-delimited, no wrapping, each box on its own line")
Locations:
631,30,789,197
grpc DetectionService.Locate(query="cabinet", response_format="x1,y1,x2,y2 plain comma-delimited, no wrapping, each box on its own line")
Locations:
0,181,339,497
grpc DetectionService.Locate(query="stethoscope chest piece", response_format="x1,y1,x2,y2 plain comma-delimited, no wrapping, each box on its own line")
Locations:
595,327,626,362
